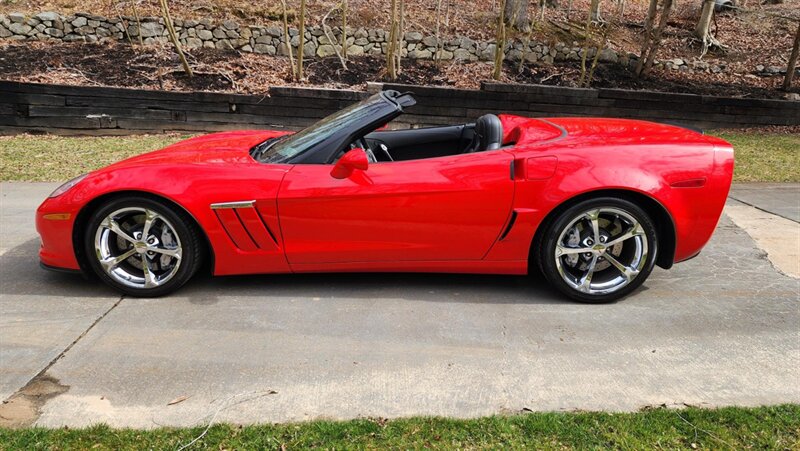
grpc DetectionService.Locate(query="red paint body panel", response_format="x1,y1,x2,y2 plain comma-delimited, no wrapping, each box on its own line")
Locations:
277,150,514,264
36,117,734,279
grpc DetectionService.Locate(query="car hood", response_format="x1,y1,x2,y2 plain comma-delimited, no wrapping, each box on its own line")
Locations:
105,130,292,170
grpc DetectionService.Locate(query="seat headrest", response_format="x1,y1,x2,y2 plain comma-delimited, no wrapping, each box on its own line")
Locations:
475,114,503,152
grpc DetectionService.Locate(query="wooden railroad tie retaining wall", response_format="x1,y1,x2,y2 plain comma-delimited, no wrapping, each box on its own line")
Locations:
1,80,798,135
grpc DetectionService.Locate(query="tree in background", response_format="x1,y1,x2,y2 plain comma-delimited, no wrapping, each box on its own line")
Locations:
397,0,405,73
580,6,612,87
296,0,307,81
784,20,800,91
540,0,558,22
635,0,674,77
386,0,400,80
504,0,528,30
322,2,348,69
434,0,444,61
341,0,348,60
279,0,296,81
694,0,721,57
589,0,603,23
130,1,144,46
158,0,192,77
493,0,507,80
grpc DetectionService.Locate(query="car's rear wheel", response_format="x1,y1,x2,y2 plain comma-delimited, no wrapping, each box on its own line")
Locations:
84,196,202,297
537,197,658,303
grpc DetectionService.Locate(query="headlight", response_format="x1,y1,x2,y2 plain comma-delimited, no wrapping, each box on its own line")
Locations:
49,174,88,198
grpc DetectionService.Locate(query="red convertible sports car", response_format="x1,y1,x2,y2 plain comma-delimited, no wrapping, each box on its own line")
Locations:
36,90,734,302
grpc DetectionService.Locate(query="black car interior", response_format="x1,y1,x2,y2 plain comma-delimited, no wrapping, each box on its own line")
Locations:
358,113,506,163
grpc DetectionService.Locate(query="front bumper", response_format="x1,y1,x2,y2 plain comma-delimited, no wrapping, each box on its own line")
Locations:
36,198,81,271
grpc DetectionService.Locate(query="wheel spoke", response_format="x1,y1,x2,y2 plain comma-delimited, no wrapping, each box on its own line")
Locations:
604,253,640,282
577,254,598,293
605,222,645,247
141,209,159,241
101,217,136,243
99,248,137,273
142,258,158,288
148,246,181,259
556,245,594,256
585,209,601,244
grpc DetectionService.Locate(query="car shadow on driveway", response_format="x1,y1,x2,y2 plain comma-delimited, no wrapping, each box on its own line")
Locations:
0,239,116,299
2,238,632,305
181,271,589,306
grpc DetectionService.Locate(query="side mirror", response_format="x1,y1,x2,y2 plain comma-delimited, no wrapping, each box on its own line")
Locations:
331,148,369,179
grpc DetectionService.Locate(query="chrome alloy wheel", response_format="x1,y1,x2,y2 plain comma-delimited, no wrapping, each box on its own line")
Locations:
554,207,648,295
94,207,183,289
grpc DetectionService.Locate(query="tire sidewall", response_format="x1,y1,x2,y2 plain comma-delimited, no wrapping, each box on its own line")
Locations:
83,196,200,297
538,197,659,303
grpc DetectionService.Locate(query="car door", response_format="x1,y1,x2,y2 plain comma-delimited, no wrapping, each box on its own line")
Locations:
276,150,515,265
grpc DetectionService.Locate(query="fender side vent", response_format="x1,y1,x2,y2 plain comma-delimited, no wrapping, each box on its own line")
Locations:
499,211,518,241
211,201,278,251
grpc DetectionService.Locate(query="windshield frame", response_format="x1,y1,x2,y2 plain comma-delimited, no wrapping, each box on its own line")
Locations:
253,91,407,165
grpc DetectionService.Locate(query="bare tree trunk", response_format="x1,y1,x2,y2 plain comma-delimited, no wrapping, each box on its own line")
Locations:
493,0,507,80
386,0,398,80
694,0,714,38
519,10,534,73
589,0,603,23
341,0,348,60
579,5,594,86
504,0,529,30
434,0,443,62
396,0,405,74
280,0,296,81
322,4,348,69
784,20,800,91
642,0,674,75
635,0,658,76
695,0,718,56
119,13,136,51
585,20,610,87
131,0,144,46
158,0,192,77
297,0,306,80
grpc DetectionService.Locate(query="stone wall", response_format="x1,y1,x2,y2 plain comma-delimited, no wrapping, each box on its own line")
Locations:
0,11,689,71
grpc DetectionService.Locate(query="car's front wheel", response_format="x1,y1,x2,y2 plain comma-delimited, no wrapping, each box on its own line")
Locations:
84,196,203,297
537,197,658,303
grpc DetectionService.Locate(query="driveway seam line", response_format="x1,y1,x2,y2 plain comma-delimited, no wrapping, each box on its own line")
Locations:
728,195,800,224
1,295,125,403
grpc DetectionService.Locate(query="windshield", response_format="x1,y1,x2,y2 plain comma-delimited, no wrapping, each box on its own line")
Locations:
255,93,391,163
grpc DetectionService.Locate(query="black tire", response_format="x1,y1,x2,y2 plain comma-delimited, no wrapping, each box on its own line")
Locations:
83,195,203,297
536,197,658,303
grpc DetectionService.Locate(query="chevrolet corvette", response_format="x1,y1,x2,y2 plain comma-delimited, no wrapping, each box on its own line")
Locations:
36,90,734,302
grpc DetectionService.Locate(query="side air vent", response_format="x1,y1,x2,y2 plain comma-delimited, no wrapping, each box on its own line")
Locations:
211,201,279,251
499,211,518,241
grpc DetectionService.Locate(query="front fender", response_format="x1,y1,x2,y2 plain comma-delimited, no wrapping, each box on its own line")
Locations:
40,161,293,276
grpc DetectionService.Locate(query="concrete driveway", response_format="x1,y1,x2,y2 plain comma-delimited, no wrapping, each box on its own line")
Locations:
1,182,798,428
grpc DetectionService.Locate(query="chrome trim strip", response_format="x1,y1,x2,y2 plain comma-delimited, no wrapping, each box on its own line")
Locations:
210,200,256,210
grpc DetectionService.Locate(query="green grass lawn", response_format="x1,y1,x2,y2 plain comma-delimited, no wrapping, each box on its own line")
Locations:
0,134,189,182
1,405,798,450
713,130,800,183
0,130,797,183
